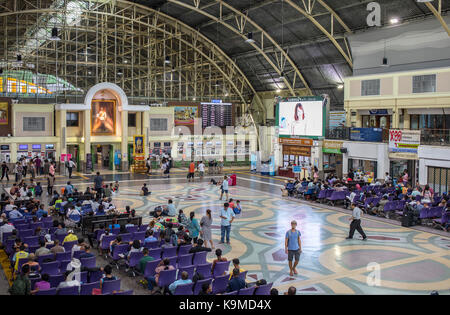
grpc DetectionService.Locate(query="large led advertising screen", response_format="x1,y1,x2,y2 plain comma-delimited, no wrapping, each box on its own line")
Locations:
278,97,325,137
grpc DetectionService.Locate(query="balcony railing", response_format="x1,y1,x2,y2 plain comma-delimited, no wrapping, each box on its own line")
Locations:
420,129,450,146
325,127,450,146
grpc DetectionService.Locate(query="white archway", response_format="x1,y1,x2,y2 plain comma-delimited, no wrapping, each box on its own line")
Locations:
84,82,129,111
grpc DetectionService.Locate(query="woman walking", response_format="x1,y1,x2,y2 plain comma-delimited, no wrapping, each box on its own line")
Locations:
187,211,201,244
200,209,214,249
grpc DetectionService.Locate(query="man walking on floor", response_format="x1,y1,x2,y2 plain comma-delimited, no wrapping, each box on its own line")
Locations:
347,203,367,240
285,220,302,277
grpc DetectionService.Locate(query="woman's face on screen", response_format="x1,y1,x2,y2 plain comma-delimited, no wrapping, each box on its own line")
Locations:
297,106,303,119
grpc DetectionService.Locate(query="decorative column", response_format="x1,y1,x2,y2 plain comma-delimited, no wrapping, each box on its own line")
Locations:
55,109,67,174
83,109,91,173
121,110,129,170
142,111,150,158
403,109,410,130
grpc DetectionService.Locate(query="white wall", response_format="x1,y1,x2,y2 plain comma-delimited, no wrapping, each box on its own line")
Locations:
418,145,450,185
342,141,389,179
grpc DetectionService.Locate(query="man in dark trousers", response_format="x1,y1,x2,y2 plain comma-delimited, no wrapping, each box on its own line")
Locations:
346,203,367,240
0,162,9,181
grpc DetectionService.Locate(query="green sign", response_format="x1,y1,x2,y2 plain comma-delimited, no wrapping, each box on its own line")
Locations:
322,148,341,154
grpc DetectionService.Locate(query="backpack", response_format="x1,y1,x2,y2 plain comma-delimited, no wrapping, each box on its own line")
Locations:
233,207,241,215
9,275,29,295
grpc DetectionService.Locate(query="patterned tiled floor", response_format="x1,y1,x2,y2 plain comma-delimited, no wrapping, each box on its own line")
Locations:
111,181,450,295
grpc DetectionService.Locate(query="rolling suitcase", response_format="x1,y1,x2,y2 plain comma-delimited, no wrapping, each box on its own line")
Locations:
230,174,237,186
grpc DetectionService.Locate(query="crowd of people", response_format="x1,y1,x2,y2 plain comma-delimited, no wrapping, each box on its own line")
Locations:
282,169,450,232
0,165,286,296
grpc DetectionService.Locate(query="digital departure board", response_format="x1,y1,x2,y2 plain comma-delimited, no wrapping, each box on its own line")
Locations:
201,102,232,128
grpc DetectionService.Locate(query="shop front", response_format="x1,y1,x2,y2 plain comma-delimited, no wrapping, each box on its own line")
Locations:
322,140,344,178
348,158,377,180
16,143,57,162
278,138,313,178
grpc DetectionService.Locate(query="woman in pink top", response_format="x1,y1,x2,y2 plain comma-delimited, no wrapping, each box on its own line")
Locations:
49,163,55,177
31,273,51,294
402,170,409,185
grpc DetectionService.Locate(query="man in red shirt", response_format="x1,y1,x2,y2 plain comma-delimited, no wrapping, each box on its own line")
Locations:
187,161,195,182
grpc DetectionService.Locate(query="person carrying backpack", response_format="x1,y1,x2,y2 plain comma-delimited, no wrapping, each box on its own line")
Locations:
9,265,31,295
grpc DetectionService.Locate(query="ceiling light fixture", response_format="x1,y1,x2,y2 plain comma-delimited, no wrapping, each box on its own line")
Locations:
50,27,61,40
245,32,255,44
389,17,400,24
279,72,285,80
164,56,171,64
17,54,22,62
337,84,344,89
416,0,433,3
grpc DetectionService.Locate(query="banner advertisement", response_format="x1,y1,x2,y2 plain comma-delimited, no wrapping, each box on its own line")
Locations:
133,135,145,156
350,128,383,142
389,129,421,159
278,97,325,137
323,140,343,154
328,111,346,129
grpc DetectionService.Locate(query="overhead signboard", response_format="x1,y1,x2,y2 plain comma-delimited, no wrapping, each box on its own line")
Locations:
350,128,383,142
389,129,421,160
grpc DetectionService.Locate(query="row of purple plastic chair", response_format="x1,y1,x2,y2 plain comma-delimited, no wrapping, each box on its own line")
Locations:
34,278,129,295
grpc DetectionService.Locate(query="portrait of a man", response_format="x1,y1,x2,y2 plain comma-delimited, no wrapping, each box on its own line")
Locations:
91,100,116,135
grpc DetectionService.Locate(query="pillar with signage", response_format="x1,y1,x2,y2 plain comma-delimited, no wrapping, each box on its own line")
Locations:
388,129,421,185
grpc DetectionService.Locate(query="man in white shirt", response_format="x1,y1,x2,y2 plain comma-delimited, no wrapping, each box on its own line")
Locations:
0,220,15,243
198,162,205,179
346,203,367,240
67,159,77,179
4,200,15,211
220,176,229,201
57,270,81,293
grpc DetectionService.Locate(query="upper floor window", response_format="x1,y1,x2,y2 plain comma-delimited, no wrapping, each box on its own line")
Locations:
66,112,79,127
128,113,137,127
23,117,45,131
361,79,380,96
413,74,436,93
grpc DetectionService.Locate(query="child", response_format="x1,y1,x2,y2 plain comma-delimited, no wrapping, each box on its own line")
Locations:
141,183,150,196
233,200,242,215
113,181,119,193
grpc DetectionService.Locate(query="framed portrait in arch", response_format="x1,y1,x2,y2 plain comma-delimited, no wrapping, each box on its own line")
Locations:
0,102,8,125
133,135,145,156
91,99,116,135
